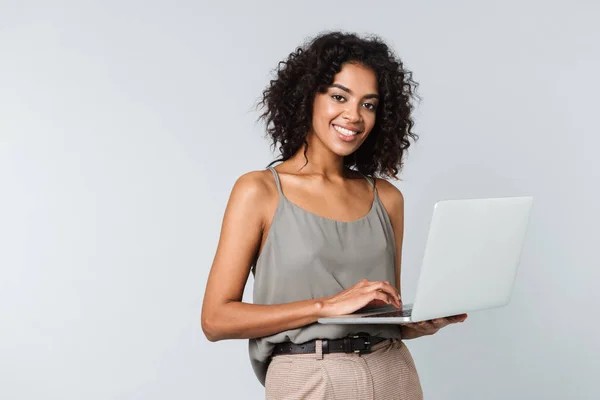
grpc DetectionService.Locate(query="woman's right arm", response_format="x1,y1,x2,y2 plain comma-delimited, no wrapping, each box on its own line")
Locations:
200,172,401,342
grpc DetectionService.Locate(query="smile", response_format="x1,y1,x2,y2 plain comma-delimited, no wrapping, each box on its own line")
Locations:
333,124,361,136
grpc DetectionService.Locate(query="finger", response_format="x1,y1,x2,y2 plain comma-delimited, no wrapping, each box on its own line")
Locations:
430,318,451,329
379,289,401,309
376,280,400,297
447,314,468,323
368,280,395,292
372,291,393,305
369,281,401,307
366,299,389,308
415,320,436,331
381,280,397,291
383,281,402,307
451,316,467,323
378,290,400,309
399,321,436,333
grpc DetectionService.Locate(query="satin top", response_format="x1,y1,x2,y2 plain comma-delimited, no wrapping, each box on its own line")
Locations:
249,166,402,385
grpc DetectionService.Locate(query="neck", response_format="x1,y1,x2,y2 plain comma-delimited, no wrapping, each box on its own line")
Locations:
288,132,347,176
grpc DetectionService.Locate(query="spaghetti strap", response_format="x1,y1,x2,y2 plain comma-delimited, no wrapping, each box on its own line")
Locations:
268,166,284,196
356,170,377,192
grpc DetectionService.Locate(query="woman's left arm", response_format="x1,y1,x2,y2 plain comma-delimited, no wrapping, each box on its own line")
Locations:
375,179,467,340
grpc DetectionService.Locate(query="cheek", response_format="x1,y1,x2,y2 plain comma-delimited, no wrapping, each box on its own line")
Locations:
313,99,339,123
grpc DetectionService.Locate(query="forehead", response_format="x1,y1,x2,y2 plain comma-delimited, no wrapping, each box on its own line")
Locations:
331,63,378,94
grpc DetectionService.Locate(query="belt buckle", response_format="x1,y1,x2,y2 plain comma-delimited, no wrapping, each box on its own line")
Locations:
349,332,372,354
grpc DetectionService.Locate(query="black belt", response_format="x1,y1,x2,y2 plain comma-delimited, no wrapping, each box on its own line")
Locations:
272,333,387,356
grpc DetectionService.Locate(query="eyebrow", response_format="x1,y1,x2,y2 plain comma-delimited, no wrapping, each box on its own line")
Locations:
330,83,379,100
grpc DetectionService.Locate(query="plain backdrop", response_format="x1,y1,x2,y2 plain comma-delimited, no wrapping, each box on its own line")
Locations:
1,1,599,399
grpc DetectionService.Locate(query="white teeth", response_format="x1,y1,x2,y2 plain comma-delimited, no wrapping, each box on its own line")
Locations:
333,125,359,136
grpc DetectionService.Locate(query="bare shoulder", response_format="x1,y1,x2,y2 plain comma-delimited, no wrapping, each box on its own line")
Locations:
374,178,404,218
229,169,278,204
231,170,275,197
227,169,279,223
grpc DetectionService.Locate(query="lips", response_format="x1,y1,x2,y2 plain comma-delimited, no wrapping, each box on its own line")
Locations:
333,124,362,136
332,124,362,143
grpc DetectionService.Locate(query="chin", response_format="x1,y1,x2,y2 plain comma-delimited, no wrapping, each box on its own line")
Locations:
332,146,359,157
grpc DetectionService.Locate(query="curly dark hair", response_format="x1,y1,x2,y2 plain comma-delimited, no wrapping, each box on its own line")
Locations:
256,30,420,179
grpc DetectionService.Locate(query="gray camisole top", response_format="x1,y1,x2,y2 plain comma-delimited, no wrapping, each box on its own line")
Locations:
249,166,402,385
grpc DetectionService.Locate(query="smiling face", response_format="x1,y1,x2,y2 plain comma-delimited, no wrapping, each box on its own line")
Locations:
308,62,379,157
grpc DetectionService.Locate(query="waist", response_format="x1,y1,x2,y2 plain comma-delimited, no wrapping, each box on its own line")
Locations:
272,333,388,356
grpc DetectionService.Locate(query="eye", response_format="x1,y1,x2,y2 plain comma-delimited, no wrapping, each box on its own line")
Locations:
363,103,377,111
331,94,346,102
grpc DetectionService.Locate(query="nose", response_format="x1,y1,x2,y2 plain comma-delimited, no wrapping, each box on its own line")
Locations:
343,104,361,123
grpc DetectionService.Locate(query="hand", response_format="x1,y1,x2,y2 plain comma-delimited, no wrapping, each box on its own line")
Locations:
320,279,402,318
401,314,468,338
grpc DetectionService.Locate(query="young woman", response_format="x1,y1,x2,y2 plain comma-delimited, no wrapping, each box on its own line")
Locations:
201,31,467,399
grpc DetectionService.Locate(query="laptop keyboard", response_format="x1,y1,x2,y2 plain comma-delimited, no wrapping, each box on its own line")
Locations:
363,309,412,318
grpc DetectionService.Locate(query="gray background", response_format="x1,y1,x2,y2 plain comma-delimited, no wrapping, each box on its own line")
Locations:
1,1,598,399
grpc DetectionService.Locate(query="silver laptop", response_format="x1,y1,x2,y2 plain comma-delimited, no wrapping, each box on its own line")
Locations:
318,196,533,324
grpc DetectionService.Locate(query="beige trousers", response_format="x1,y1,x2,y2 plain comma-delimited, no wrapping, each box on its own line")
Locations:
265,339,423,400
